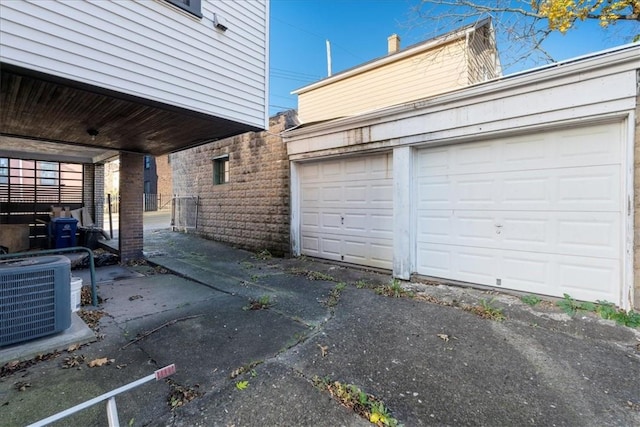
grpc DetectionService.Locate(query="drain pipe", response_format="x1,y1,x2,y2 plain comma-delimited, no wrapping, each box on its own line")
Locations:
0,247,98,306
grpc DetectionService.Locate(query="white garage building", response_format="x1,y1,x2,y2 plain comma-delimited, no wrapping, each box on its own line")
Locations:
285,44,640,310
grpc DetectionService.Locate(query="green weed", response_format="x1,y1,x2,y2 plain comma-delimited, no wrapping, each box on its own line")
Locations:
354,279,371,289
469,298,505,321
324,282,347,307
521,295,541,306
557,293,596,316
254,249,272,260
595,301,640,327
313,376,401,426
375,279,414,298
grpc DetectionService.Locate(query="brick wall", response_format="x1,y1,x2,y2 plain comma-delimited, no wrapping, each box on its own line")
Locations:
82,163,104,227
156,154,173,210
171,111,297,256
118,152,144,261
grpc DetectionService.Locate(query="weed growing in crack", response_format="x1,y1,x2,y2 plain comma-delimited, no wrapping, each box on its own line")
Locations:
557,295,640,327
521,294,542,306
470,298,505,321
288,268,336,282
253,249,272,260
557,293,596,316
243,295,272,311
324,282,347,307
375,279,414,298
312,376,402,426
354,279,372,289
230,360,263,379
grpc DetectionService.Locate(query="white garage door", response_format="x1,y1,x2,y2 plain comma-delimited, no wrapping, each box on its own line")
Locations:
299,153,393,269
416,123,624,303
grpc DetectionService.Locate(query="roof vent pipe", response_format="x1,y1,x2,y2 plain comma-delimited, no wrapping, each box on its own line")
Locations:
387,34,400,54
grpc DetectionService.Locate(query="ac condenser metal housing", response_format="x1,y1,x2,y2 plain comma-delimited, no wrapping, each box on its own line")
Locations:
0,255,71,347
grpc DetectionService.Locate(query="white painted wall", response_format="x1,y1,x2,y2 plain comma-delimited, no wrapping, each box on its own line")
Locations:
0,0,268,129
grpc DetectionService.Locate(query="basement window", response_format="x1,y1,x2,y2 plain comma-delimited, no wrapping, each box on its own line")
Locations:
164,0,202,18
213,155,229,185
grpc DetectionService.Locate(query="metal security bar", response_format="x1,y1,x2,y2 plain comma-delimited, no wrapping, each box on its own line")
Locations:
27,364,176,427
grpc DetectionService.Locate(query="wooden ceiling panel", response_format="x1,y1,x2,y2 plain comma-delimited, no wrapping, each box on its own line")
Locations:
0,68,260,159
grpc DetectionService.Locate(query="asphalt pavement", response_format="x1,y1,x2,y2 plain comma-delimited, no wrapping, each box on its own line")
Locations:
1,228,639,426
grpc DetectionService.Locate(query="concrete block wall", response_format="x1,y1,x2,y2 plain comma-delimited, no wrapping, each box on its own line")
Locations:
118,152,144,261
171,111,297,256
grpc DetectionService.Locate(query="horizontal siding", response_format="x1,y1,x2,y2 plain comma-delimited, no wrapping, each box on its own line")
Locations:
0,0,268,128
298,40,468,123
468,26,499,84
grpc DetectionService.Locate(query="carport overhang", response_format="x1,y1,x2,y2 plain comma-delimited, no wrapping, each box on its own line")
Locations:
1,63,263,261
0,63,262,163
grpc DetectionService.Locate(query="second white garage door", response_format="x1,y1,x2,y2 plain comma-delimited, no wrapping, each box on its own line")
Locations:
416,122,624,304
299,153,393,269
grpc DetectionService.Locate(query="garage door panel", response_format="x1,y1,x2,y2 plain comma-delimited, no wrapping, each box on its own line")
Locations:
418,165,619,212
301,236,319,253
457,179,495,204
502,254,551,288
417,214,452,240
299,153,393,269
556,213,620,258
416,122,623,304
557,125,622,164
457,249,497,282
456,215,496,244
556,167,620,209
558,255,619,301
301,212,320,229
417,247,451,275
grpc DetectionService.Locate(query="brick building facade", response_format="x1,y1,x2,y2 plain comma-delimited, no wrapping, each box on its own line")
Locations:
171,111,297,256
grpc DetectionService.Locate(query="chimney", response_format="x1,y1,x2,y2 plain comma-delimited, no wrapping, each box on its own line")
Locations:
387,34,401,54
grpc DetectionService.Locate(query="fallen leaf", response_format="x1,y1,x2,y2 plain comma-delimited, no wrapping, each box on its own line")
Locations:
317,344,329,357
128,295,143,301
437,334,449,342
67,344,80,352
235,380,249,390
88,357,112,367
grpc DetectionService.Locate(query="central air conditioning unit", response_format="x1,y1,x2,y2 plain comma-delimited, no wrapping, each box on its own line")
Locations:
0,255,71,347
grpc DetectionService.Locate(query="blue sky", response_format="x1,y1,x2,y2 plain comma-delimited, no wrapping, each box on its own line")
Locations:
268,0,637,116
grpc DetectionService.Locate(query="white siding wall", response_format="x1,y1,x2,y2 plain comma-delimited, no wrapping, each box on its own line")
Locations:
297,39,468,124
0,0,268,129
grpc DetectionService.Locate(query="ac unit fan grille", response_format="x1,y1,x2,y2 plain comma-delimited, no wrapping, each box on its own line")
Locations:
1,264,69,346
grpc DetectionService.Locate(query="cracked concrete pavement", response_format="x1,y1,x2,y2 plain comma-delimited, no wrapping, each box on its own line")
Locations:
1,229,639,426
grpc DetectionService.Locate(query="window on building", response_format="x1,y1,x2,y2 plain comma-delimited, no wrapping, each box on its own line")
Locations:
0,158,7,184
165,0,202,18
39,161,58,186
213,156,229,185
144,155,151,170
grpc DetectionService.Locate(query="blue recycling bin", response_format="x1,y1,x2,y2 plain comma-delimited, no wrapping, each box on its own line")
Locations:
50,217,78,249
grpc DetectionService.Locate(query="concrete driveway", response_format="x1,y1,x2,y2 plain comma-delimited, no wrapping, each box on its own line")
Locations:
1,229,639,426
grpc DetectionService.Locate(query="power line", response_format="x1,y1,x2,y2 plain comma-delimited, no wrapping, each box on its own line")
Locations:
272,16,365,62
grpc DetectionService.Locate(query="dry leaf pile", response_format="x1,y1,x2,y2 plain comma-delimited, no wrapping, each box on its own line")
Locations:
77,309,106,330
167,379,202,410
